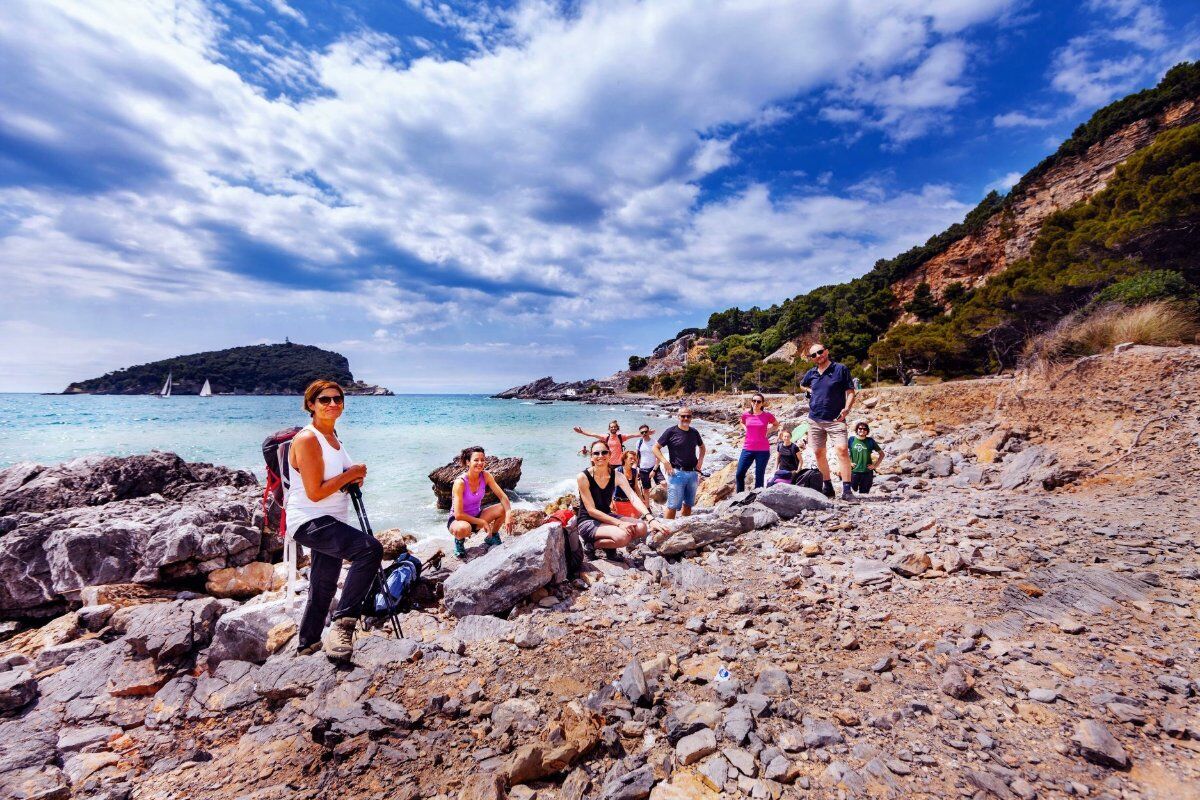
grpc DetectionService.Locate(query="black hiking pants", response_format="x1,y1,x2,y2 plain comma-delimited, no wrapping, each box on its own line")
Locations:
293,515,383,649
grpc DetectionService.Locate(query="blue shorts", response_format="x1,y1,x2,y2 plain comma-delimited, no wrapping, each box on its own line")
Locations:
666,470,699,511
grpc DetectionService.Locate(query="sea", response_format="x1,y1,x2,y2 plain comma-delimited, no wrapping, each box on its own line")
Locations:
0,394,718,537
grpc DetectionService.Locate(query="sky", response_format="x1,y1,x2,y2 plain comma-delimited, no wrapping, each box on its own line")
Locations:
1,1,1196,393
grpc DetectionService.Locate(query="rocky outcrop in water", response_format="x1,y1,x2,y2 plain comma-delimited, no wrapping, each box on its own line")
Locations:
427,456,522,511
0,453,267,618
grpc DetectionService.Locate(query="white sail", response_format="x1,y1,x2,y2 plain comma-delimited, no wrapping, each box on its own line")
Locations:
200,379,212,397
159,372,172,398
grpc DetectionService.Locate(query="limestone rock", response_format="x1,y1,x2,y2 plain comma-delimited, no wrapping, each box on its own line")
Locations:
0,454,263,618
443,522,567,617
111,597,225,664
428,455,522,511
204,562,283,599
1074,719,1129,768
753,483,832,519
889,551,932,578
0,669,38,713
676,728,718,765
851,559,892,586
207,599,296,666
647,513,743,556
940,665,973,699
376,528,417,559
0,765,70,800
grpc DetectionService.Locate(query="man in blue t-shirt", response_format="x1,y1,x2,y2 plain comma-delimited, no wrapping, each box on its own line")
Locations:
799,343,857,500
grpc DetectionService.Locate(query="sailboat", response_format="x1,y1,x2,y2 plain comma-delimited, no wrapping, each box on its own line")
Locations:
158,372,173,398
199,379,212,397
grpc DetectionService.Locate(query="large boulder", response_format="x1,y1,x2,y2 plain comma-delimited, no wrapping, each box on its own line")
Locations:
647,512,744,556
428,456,522,511
753,483,832,519
110,598,227,664
0,454,263,618
0,452,254,515
443,522,567,617
0,668,38,714
207,599,296,666
999,446,1060,491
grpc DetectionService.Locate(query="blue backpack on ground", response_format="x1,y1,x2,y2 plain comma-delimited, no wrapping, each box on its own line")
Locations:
370,553,422,617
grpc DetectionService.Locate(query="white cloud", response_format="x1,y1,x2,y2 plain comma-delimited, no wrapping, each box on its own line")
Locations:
0,0,1024,390
985,172,1022,193
993,111,1055,128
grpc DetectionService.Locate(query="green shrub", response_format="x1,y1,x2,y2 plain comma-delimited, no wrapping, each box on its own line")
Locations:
628,355,648,372
626,374,652,393
942,281,969,305
1096,269,1194,305
904,282,944,321
658,372,679,391
681,362,717,393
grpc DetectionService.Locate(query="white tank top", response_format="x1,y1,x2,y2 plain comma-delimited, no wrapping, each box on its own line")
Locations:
285,424,353,531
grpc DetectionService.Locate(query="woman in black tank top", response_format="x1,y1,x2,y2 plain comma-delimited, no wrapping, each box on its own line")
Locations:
576,440,667,559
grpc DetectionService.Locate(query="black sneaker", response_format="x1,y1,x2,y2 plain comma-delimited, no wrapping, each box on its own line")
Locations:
822,481,836,499
602,548,626,563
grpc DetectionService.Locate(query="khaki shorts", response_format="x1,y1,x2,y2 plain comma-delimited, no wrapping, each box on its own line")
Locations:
808,417,848,451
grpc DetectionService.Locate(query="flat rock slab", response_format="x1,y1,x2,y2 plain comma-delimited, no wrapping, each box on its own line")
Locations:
648,513,744,556
1074,719,1129,768
753,484,832,519
443,522,567,617
852,559,893,586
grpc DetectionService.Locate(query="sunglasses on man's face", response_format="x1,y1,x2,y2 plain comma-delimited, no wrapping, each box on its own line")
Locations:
809,349,826,358
592,450,609,457
316,395,345,406
679,415,692,420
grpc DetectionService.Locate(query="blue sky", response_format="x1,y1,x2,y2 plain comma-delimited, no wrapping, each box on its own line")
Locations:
1,0,1196,392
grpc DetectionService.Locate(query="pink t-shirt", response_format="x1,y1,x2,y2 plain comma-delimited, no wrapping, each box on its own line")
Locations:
741,411,777,451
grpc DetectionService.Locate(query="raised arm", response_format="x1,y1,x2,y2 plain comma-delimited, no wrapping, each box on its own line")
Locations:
573,426,605,440
292,431,364,502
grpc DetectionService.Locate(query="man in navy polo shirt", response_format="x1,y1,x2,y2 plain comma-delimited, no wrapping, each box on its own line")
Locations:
799,343,857,500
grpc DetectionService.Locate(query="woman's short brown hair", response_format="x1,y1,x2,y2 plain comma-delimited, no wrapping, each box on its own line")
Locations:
303,379,344,416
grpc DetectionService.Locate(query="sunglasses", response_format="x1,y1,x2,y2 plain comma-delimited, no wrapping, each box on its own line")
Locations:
316,395,345,406
809,349,826,357
679,415,692,420
639,430,650,434
591,450,609,457
752,399,764,404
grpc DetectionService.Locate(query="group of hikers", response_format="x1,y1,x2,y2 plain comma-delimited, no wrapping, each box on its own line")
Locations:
284,342,882,660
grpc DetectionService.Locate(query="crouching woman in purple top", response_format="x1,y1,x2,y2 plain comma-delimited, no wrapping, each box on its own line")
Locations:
575,440,668,561
448,446,513,558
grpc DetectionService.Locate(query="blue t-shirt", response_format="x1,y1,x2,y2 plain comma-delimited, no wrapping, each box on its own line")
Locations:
801,362,854,421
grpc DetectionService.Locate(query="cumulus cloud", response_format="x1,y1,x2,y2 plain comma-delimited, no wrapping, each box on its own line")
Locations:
1,0,1030,389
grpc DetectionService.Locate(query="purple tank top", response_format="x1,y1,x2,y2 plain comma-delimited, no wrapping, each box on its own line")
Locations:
458,473,487,517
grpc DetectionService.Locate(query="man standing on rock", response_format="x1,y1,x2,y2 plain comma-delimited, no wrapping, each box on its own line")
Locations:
653,408,706,519
799,343,856,501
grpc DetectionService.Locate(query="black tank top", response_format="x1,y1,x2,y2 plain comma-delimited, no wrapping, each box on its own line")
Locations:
576,467,615,522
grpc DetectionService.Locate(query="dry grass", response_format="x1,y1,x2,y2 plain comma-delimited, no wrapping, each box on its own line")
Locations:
1023,301,1199,371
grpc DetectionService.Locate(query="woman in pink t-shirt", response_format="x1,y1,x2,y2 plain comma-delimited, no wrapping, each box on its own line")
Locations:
736,393,779,492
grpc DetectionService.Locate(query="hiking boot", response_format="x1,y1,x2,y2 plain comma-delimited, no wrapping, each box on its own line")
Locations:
483,533,503,549
602,548,626,563
822,481,836,498
323,617,357,661
296,640,321,657
841,485,855,502
454,539,467,558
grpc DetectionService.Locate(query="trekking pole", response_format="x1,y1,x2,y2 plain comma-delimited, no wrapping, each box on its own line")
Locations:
346,484,404,640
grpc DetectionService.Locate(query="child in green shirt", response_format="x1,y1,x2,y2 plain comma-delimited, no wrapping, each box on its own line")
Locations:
848,422,884,494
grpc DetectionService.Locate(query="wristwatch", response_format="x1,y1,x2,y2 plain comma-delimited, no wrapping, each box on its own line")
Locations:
641,512,654,521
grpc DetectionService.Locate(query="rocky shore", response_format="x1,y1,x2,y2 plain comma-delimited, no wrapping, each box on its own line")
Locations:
1,345,1197,800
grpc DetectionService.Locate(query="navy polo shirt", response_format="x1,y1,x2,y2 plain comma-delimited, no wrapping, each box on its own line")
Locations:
800,362,855,421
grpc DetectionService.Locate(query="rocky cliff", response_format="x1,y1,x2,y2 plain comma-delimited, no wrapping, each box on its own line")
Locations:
892,96,1200,310
64,342,393,396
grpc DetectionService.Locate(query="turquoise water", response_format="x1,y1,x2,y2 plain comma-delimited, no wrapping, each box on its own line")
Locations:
0,394,678,536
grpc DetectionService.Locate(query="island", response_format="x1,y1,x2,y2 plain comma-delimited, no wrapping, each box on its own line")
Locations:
62,342,393,396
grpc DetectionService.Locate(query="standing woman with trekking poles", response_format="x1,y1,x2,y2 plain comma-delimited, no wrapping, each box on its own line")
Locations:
286,380,383,660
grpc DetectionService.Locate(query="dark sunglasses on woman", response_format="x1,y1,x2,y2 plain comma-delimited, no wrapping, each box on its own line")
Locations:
316,395,344,406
